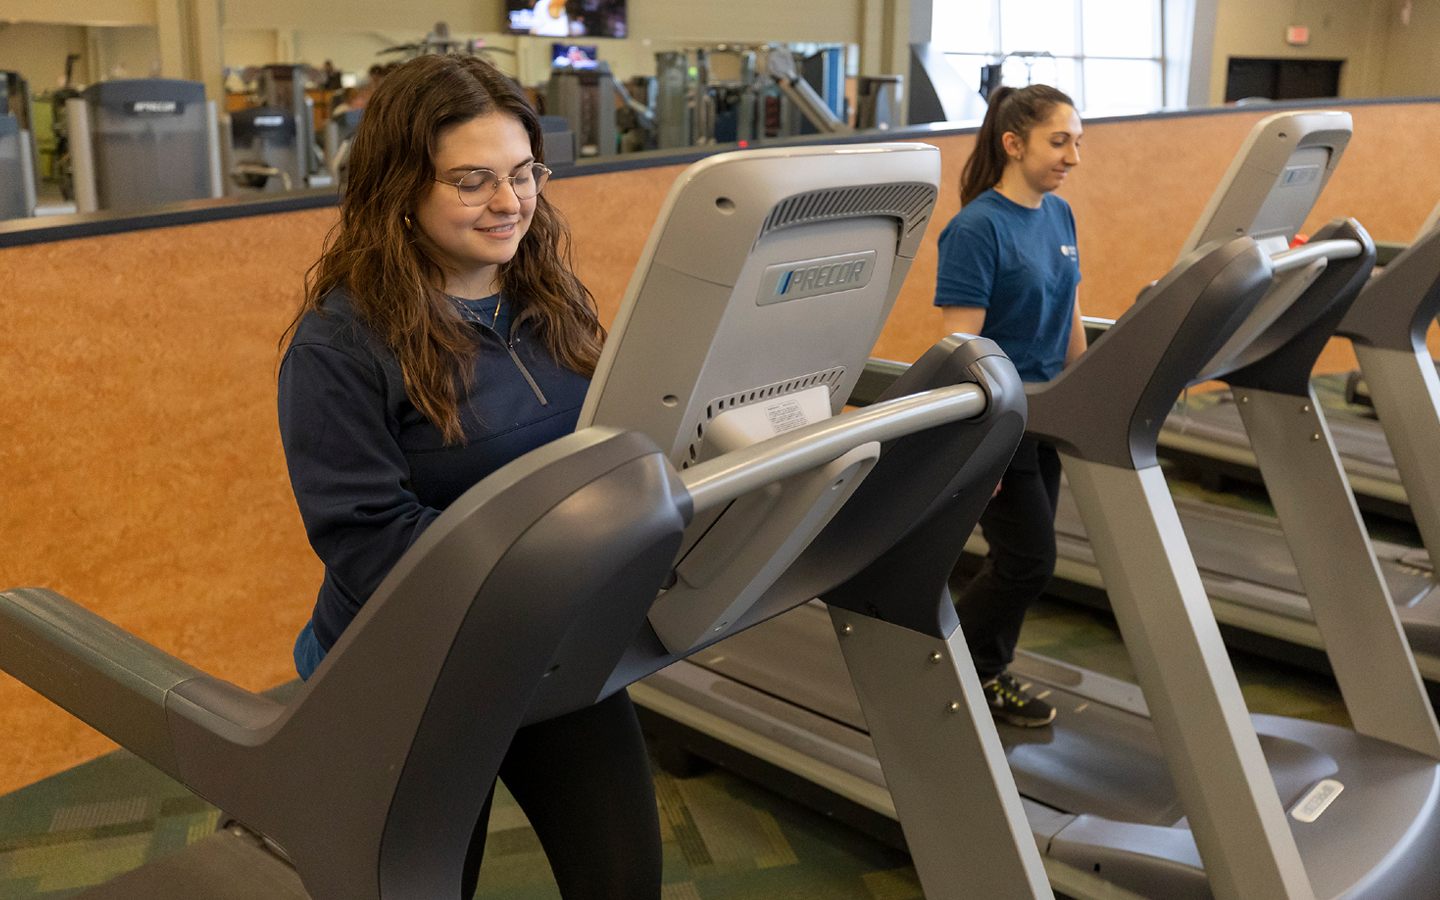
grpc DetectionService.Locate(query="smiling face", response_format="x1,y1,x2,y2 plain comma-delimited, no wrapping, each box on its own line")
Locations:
1002,103,1083,202
413,112,538,298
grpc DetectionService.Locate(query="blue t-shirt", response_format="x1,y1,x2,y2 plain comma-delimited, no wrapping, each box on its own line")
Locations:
934,189,1081,382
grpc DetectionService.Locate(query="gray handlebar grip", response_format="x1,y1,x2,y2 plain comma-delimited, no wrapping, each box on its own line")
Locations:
0,586,203,778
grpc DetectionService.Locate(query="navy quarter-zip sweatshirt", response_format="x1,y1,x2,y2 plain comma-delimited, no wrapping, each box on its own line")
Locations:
278,287,591,657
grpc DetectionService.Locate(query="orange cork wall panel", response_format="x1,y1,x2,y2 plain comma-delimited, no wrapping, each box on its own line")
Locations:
1306,103,1440,244
0,207,336,795
547,163,690,328
872,132,977,364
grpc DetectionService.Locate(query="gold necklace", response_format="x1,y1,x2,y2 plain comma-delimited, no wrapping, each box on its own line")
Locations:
448,293,502,331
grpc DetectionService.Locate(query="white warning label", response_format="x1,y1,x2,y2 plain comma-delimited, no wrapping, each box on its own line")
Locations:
1290,779,1344,823
765,400,808,433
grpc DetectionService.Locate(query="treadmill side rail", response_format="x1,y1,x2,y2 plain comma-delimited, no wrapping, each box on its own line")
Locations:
1062,457,1316,900
1234,385,1440,759
828,605,1055,900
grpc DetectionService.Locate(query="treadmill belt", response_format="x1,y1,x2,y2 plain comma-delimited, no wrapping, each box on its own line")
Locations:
1161,383,1404,490
697,604,1191,826
996,684,1184,826
1051,481,1435,622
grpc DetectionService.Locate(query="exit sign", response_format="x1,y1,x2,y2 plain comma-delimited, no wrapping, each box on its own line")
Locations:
1287,25,1310,45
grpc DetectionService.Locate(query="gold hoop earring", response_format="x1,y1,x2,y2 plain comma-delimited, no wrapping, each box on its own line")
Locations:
403,215,412,229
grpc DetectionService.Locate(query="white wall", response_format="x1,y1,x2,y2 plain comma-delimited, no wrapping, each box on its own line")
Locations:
1208,0,1388,103
92,25,162,80
0,0,154,27
629,0,861,43
223,28,281,69
223,0,506,36
1373,0,1440,97
223,0,862,43
0,22,89,91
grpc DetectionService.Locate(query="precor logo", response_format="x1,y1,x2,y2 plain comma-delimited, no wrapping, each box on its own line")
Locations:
777,259,868,296
759,250,877,306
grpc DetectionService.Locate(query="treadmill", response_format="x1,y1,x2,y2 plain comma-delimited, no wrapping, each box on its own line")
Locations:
1158,200,1440,523
1013,135,1440,684
635,113,1440,900
0,144,1058,899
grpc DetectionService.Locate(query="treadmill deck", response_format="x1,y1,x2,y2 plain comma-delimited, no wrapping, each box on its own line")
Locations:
1003,469,1440,682
641,600,1440,900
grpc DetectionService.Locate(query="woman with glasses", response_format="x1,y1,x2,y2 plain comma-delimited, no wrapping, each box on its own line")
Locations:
277,55,660,899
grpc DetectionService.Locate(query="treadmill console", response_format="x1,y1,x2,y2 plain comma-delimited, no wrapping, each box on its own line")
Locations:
577,143,941,653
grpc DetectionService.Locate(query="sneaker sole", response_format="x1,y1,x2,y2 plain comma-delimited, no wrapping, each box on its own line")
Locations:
992,708,1057,728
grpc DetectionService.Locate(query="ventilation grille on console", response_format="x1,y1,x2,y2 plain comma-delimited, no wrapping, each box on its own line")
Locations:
759,182,937,242
682,366,847,467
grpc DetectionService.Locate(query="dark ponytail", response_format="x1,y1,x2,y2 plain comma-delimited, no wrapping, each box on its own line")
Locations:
959,83,1076,206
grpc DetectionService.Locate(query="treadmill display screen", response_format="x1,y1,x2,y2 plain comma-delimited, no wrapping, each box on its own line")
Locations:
1248,145,1331,249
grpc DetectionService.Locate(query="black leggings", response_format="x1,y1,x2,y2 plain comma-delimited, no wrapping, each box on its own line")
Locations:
461,689,662,900
954,437,1062,681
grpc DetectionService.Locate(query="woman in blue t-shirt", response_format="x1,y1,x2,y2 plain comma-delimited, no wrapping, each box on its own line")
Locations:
935,83,1085,728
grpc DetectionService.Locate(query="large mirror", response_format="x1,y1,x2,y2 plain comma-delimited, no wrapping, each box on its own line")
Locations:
1,0,1435,224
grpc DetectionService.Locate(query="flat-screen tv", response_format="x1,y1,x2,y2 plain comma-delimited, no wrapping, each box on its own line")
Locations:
552,44,600,69
506,0,626,38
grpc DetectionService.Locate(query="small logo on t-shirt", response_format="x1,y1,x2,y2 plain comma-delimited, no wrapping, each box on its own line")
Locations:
1060,244,1078,261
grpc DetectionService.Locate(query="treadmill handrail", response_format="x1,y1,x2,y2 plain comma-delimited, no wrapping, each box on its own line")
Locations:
1270,237,1362,275
1215,219,1377,395
0,586,214,782
1026,236,1275,470
680,382,987,514
1341,220,1440,351
0,427,691,900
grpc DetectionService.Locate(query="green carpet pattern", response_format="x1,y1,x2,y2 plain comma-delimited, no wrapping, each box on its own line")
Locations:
0,751,217,899
0,744,918,900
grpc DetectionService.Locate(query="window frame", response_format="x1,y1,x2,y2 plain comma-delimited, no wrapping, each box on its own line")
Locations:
933,0,1168,115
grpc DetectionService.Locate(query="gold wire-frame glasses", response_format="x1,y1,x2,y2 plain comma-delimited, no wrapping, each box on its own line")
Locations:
436,164,552,207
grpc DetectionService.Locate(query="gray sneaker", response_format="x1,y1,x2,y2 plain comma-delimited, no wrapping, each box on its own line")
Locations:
983,671,1056,727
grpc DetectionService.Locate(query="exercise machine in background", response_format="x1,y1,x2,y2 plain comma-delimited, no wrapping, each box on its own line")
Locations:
546,61,618,158
225,65,332,194
907,43,989,127
65,79,223,213
321,108,362,181
644,44,852,152
1,70,41,213
0,112,37,219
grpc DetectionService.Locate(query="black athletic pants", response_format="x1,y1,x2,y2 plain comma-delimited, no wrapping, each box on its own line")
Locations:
954,436,1063,681
461,688,662,900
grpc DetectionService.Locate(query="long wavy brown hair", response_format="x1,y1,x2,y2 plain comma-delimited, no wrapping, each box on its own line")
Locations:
959,84,1075,207
282,54,604,444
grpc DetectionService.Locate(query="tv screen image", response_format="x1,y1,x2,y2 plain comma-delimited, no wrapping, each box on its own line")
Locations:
552,44,600,69
507,0,626,38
